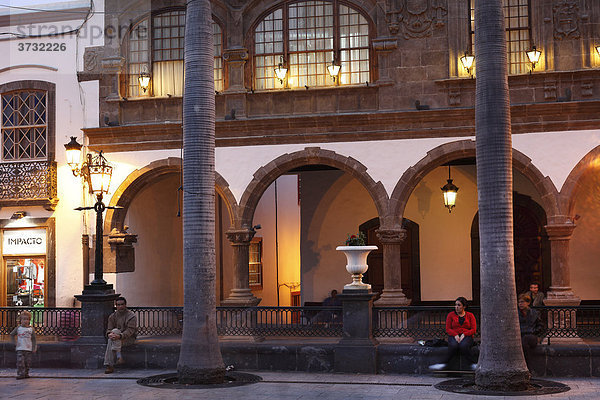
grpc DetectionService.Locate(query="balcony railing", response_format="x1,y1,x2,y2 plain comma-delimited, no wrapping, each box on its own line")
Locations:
0,160,58,209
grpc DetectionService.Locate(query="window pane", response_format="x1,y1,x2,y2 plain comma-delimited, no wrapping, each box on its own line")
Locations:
1,91,47,161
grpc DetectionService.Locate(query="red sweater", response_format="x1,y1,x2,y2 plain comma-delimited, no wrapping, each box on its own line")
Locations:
446,311,476,337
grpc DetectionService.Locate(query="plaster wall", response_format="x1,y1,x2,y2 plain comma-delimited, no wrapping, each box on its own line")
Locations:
251,175,300,306
404,165,478,301
569,171,600,300
300,170,377,303
0,4,104,306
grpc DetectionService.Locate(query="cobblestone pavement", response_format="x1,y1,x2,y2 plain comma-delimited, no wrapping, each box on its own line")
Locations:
1,369,600,399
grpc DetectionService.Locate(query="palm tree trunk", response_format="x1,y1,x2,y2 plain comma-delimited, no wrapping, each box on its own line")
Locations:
177,0,225,384
474,0,530,391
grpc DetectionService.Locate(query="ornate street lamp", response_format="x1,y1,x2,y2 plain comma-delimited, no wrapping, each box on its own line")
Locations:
327,60,341,82
441,165,459,213
274,56,288,85
460,52,475,78
526,46,542,73
65,137,121,286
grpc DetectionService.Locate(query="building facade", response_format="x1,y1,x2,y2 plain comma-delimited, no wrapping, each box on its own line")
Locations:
2,0,599,310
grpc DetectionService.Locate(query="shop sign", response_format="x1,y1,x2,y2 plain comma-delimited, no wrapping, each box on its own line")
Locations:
2,229,47,255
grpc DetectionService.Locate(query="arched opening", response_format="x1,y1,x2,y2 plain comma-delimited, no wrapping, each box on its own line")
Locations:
471,192,550,303
359,217,421,302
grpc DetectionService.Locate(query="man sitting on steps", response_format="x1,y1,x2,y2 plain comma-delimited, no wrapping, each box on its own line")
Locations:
104,297,137,374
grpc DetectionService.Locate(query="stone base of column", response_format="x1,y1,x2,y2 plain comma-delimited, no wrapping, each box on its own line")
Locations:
374,289,411,306
544,287,581,306
74,284,120,343
221,289,261,306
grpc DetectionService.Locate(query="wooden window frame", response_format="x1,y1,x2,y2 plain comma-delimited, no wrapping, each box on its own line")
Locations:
123,8,225,98
249,0,374,91
468,0,533,75
249,237,263,289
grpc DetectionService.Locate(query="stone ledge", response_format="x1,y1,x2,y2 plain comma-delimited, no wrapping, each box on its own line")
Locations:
2,339,600,377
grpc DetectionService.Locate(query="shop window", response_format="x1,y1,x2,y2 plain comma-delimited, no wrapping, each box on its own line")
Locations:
249,237,263,289
253,0,370,90
127,10,224,98
469,0,532,75
1,90,47,161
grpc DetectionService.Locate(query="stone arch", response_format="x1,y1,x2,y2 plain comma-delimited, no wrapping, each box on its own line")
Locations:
560,145,600,220
105,157,238,232
237,147,388,228
389,139,561,223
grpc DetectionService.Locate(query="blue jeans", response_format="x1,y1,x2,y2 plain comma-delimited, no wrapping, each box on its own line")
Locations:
445,335,476,364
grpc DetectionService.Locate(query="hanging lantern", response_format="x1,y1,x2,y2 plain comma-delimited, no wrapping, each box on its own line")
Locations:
138,66,151,93
327,60,341,82
441,165,459,213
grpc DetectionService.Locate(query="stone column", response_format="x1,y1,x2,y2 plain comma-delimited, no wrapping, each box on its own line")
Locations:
544,223,580,306
221,228,261,306
334,289,378,373
543,223,581,342
374,228,411,306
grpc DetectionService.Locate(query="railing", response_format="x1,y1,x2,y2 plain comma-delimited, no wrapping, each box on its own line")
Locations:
373,306,481,339
373,306,600,342
216,306,343,337
2,305,600,341
129,307,183,336
0,307,80,338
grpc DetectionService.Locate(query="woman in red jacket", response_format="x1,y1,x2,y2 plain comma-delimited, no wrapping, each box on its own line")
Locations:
429,296,478,371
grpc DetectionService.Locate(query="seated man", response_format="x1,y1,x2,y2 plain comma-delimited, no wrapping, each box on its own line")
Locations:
524,282,545,307
104,297,137,374
518,293,544,370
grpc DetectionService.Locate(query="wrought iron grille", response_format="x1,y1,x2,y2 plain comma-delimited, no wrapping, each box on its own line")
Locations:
129,307,183,336
0,160,57,200
0,307,80,337
373,306,482,339
216,306,343,337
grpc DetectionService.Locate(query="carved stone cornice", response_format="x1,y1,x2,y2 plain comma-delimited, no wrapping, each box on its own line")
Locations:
223,47,249,63
376,228,407,244
544,223,576,240
226,228,256,245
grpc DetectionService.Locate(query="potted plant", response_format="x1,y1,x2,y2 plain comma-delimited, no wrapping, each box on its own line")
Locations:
336,232,377,290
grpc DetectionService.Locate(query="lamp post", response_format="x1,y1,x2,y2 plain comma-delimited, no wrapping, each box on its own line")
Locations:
65,137,121,286
66,137,122,342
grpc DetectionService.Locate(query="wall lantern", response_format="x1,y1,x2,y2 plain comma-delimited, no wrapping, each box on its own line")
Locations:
138,67,151,93
327,60,341,82
64,136,83,171
526,46,542,73
274,56,288,84
459,52,475,78
441,165,459,213
596,45,600,56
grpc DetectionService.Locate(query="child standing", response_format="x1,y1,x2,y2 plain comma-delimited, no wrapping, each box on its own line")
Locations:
9,311,37,379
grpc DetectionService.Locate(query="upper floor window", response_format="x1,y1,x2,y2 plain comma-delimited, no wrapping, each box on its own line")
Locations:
127,10,224,98
253,1,370,90
469,0,532,75
1,90,47,161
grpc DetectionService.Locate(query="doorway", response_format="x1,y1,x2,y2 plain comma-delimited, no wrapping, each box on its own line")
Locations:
471,193,550,303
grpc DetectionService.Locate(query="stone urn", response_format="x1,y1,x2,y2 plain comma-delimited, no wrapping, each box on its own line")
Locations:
336,245,378,290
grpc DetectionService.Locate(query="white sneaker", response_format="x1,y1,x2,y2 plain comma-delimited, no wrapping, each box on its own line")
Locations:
428,363,447,371
470,363,478,371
